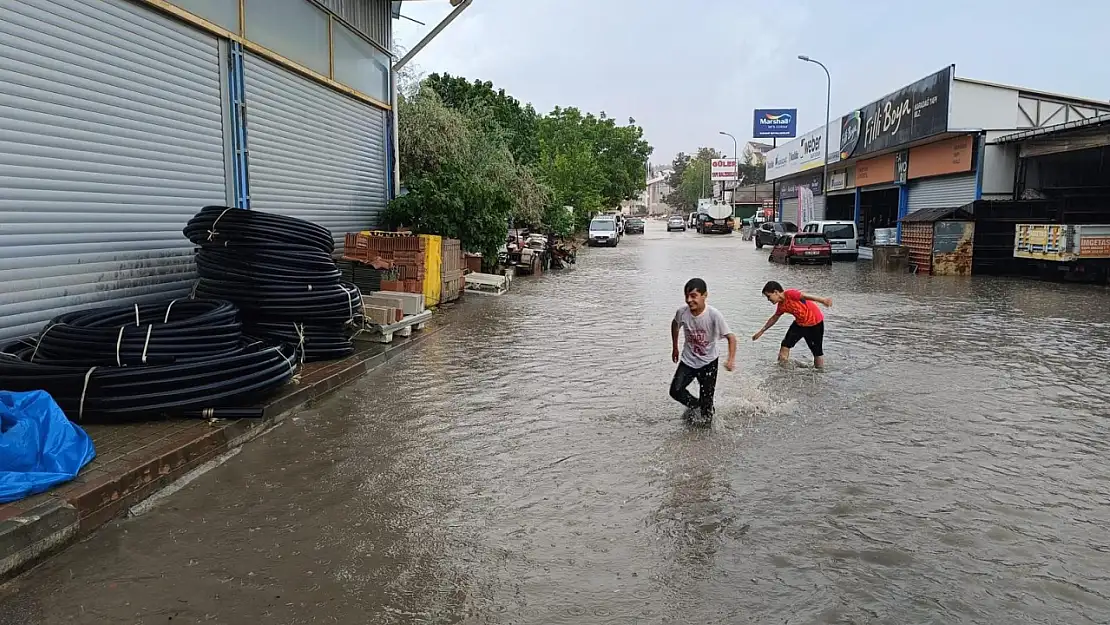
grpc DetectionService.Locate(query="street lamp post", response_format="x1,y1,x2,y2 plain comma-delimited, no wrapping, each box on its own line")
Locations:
719,131,738,209
798,55,831,196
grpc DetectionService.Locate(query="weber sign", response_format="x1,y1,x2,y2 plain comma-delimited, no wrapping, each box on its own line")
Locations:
711,158,738,181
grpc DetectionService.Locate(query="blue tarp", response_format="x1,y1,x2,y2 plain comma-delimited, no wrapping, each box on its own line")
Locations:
0,390,96,504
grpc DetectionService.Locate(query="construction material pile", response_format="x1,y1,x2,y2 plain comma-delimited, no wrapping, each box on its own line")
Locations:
184,206,362,362
0,299,298,423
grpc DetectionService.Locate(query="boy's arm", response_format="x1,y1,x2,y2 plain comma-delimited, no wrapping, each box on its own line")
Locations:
724,333,738,368
752,313,781,340
799,292,832,307
671,319,680,362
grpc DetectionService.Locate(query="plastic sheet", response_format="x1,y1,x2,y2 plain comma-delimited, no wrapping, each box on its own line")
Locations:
0,390,95,504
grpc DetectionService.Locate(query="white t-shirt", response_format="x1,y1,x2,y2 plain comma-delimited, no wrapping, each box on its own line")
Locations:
674,305,731,368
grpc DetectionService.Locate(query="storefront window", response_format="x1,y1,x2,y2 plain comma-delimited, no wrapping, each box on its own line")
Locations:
173,0,239,32
332,22,391,102
243,0,330,76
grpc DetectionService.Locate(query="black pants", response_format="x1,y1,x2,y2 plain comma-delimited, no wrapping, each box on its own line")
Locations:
669,359,719,415
782,321,825,357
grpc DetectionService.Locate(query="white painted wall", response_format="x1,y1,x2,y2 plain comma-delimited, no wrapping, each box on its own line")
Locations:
981,130,1018,198
949,80,1020,131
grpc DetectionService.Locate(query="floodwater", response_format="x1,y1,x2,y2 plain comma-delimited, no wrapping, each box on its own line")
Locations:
3,221,1110,624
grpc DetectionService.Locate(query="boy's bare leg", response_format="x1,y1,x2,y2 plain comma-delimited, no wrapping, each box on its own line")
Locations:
777,346,790,364
814,355,825,369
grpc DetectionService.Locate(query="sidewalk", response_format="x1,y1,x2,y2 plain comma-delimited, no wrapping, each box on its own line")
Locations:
0,326,439,582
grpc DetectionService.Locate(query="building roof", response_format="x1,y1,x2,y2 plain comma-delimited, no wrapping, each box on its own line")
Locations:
955,77,1110,109
746,141,774,151
993,113,1110,143
900,205,974,223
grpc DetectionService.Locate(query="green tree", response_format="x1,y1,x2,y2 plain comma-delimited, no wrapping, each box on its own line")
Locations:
386,87,550,260
423,73,540,166
665,147,722,212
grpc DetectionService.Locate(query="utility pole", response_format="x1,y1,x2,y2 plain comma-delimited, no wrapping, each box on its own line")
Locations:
798,55,832,199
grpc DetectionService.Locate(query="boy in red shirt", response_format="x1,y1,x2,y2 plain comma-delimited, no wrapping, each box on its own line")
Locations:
752,281,832,368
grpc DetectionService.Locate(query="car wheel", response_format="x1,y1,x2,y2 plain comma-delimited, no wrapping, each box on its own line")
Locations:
755,240,763,249
768,254,774,262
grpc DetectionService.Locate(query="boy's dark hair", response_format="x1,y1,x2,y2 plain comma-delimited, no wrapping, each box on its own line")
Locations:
684,278,707,295
761,280,784,294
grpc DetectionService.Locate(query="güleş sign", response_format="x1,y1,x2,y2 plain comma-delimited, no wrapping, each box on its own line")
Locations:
711,158,738,181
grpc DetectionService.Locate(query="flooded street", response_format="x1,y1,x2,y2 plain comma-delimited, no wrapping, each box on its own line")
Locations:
4,221,1110,624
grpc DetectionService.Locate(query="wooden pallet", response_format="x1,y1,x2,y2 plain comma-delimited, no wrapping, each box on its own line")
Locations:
356,309,433,344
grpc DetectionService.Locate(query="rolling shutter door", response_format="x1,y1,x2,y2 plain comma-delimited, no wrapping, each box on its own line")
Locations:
811,195,826,221
906,174,977,214
781,197,799,223
0,0,227,342
243,54,388,243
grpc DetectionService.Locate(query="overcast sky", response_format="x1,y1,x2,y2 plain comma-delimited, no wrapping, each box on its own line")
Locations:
394,0,1110,166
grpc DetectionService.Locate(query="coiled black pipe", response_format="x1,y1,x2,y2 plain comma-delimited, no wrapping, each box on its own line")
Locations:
245,321,355,362
0,338,299,423
184,205,335,253
27,299,241,367
184,207,363,362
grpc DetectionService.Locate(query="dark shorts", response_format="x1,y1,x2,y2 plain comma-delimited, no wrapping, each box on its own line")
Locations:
782,321,824,357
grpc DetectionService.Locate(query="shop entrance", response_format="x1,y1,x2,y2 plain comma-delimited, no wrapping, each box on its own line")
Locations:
858,187,900,245
825,192,855,221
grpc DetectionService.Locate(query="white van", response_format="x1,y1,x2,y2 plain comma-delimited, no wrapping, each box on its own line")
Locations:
802,220,858,260
588,217,619,247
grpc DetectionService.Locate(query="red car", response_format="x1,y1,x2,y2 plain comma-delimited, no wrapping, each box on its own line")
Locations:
769,233,832,265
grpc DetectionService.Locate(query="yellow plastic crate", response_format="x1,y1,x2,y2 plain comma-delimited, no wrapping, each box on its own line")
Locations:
419,234,443,307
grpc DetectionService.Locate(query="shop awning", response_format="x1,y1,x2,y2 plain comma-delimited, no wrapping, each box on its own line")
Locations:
994,114,1110,144
900,204,974,223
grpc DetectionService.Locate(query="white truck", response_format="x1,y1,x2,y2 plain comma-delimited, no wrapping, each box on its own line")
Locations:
696,199,734,234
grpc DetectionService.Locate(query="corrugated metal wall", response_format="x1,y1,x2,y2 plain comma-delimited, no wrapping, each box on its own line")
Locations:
0,0,227,342
907,174,977,213
243,53,388,243
315,0,392,50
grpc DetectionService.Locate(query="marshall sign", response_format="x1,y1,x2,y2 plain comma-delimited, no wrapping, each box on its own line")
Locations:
840,65,953,160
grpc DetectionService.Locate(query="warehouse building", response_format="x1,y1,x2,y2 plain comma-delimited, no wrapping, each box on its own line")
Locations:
764,66,1110,259
0,0,405,341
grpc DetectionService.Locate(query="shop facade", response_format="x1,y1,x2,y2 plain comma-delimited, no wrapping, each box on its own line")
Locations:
0,0,396,341
766,64,1110,264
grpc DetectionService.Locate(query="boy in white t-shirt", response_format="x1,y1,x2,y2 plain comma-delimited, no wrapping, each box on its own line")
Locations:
670,278,737,424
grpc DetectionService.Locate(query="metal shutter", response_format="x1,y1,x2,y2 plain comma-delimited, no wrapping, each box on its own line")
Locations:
907,174,977,214
0,0,227,342
243,54,388,243
781,197,799,223
812,195,826,221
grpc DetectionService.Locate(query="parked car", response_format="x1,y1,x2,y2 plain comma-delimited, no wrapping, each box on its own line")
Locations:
625,218,645,234
687,212,699,228
588,217,619,247
754,221,798,248
769,233,832,265
667,215,687,231
801,220,859,261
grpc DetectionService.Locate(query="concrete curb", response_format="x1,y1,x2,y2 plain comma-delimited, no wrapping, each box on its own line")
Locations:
0,324,441,582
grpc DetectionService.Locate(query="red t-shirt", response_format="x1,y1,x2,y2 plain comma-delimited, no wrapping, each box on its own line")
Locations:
776,289,823,326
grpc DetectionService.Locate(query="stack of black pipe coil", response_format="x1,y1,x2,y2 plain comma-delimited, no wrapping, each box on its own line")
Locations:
0,299,298,423
183,206,362,361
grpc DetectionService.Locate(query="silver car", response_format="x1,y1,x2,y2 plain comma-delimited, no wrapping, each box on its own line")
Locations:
666,215,687,232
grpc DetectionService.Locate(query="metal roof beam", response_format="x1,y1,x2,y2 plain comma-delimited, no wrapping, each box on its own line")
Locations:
393,0,471,71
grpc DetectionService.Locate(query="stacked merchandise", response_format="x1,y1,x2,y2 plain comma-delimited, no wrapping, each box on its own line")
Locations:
0,299,299,423
184,207,362,362
344,232,426,294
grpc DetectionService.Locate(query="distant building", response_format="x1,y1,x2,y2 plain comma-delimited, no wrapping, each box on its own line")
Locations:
743,141,775,166
641,169,675,214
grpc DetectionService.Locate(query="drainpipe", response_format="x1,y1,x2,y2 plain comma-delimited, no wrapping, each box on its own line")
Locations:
393,0,473,72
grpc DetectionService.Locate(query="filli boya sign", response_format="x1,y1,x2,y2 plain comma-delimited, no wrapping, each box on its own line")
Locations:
753,108,798,139
840,66,953,160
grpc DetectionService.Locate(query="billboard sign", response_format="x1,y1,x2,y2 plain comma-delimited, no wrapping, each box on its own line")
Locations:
753,108,798,138
764,117,843,181
711,158,738,181
840,66,953,160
